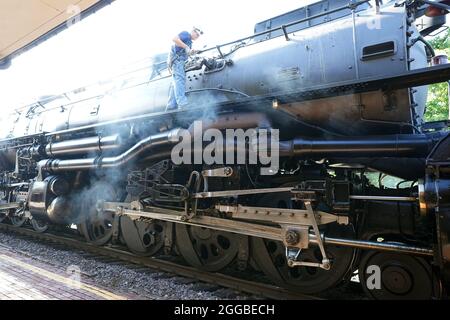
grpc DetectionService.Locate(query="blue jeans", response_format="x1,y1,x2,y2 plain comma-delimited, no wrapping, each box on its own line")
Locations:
167,58,188,110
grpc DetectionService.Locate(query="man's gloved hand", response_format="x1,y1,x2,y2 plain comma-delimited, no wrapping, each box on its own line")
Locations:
185,47,198,56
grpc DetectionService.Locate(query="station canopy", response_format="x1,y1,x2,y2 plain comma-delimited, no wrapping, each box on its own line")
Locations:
0,0,110,65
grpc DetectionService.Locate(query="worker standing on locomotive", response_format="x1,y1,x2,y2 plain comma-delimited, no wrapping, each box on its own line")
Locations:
166,27,203,111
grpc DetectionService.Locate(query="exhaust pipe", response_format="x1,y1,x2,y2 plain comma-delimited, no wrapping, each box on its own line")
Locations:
38,129,181,173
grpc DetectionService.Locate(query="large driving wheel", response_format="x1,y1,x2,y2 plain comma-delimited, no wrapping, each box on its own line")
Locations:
251,191,355,294
358,250,441,299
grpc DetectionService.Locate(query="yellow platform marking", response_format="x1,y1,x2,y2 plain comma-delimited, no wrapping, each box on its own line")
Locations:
0,254,126,300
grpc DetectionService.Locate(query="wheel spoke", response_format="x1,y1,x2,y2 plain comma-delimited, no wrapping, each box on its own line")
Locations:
175,224,245,272
76,182,117,246
78,212,114,246
120,216,166,256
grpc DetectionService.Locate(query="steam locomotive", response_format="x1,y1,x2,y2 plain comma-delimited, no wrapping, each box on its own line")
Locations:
1,0,450,299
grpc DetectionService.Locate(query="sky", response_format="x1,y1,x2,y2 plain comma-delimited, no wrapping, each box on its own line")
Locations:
0,0,315,111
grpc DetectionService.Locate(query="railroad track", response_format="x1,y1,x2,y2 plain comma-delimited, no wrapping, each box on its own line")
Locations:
0,223,318,300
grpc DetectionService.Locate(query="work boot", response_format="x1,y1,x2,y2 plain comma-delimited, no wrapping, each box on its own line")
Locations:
165,105,178,112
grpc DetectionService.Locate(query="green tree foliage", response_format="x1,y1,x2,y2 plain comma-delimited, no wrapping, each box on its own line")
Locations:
425,29,449,122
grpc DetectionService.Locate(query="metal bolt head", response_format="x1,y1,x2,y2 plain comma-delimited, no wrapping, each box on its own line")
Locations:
285,230,300,246
322,259,331,270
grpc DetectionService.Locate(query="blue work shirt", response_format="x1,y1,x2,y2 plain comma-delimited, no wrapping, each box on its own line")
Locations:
171,31,192,61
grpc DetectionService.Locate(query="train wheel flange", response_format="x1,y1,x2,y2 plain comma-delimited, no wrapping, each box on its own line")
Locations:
358,250,440,299
120,216,166,256
175,224,245,272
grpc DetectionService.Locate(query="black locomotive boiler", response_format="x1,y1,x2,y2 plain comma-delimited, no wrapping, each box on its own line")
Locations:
1,0,450,299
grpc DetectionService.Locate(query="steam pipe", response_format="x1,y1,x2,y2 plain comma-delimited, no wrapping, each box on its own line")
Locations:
39,132,440,173
279,134,434,158
39,129,181,173
45,134,123,157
